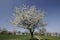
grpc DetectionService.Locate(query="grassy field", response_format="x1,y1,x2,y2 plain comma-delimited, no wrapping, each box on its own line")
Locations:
0,34,31,40
0,34,60,40
36,35,60,40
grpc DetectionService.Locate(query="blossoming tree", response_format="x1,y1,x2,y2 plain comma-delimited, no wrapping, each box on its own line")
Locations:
10,5,46,40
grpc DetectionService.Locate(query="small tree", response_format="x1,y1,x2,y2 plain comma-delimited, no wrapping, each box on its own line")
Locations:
39,28,46,36
0,27,2,33
1,28,8,34
0,27,1,32
10,5,46,40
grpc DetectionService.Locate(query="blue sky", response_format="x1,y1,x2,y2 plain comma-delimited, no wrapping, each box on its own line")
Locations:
0,0,60,33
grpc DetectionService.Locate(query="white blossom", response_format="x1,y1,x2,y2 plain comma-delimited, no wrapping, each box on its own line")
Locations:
10,5,46,29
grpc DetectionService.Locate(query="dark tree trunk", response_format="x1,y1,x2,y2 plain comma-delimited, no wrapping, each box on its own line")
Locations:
31,32,33,40
29,29,34,40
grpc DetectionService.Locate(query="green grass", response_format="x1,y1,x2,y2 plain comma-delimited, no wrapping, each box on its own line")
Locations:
0,34,60,40
0,34,30,40
36,35,60,40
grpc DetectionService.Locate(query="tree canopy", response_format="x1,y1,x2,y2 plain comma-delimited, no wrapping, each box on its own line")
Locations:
10,5,46,29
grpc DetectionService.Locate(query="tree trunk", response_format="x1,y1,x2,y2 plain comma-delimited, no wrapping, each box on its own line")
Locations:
29,29,34,40
31,32,33,40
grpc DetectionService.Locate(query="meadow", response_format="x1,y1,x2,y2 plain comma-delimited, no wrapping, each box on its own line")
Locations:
0,34,60,40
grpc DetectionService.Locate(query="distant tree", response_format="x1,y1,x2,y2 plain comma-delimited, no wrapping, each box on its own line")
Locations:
0,27,2,34
13,30,16,35
8,32,12,35
10,5,47,40
0,27,1,32
58,33,60,36
42,28,46,32
0,27,3,32
18,31,21,34
40,28,46,35
55,32,58,36
1,28,8,34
